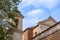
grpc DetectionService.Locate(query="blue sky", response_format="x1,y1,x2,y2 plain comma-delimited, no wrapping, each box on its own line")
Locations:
18,0,60,30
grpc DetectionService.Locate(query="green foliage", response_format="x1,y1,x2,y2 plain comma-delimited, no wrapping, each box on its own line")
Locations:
0,15,4,19
0,26,5,40
0,0,21,40
0,0,20,19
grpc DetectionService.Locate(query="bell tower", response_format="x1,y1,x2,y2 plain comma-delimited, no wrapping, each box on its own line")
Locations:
15,11,24,30
13,11,24,40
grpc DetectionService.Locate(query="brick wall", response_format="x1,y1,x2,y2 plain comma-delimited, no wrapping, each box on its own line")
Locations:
23,30,29,40
23,28,33,40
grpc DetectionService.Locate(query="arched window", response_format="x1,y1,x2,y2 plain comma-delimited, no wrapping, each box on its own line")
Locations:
35,32,37,36
14,18,19,27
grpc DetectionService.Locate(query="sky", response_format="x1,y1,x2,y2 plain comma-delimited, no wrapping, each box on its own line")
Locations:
18,0,60,30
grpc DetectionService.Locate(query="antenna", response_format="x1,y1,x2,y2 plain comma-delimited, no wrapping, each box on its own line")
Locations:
48,12,51,17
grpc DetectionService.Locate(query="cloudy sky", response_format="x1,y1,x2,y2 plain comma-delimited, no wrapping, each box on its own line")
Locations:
18,0,60,30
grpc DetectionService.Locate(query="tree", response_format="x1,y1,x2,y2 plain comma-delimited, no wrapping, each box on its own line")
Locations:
0,26,5,40
0,0,21,19
0,0,22,40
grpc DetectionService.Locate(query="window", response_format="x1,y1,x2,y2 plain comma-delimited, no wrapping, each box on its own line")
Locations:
35,32,37,36
14,18,19,26
14,18,19,28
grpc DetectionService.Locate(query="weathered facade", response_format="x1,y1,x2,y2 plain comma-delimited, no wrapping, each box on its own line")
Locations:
13,12,24,40
41,30,60,40
8,11,24,40
23,27,33,40
32,22,60,40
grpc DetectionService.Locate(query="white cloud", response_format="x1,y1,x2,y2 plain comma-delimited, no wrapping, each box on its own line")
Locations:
19,0,60,10
26,9,43,16
40,0,60,9
18,0,60,30
23,9,45,30
26,9,45,18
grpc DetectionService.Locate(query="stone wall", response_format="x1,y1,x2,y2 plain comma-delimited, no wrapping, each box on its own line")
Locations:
23,30,29,40
32,23,60,40
13,31,22,40
23,28,33,40
41,30,60,40
33,26,40,37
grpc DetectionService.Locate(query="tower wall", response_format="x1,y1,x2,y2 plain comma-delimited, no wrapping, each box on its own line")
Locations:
17,18,23,30
13,12,24,40
13,31,22,40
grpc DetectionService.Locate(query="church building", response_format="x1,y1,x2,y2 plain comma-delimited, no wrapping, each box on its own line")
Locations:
23,16,60,40
7,11,60,40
